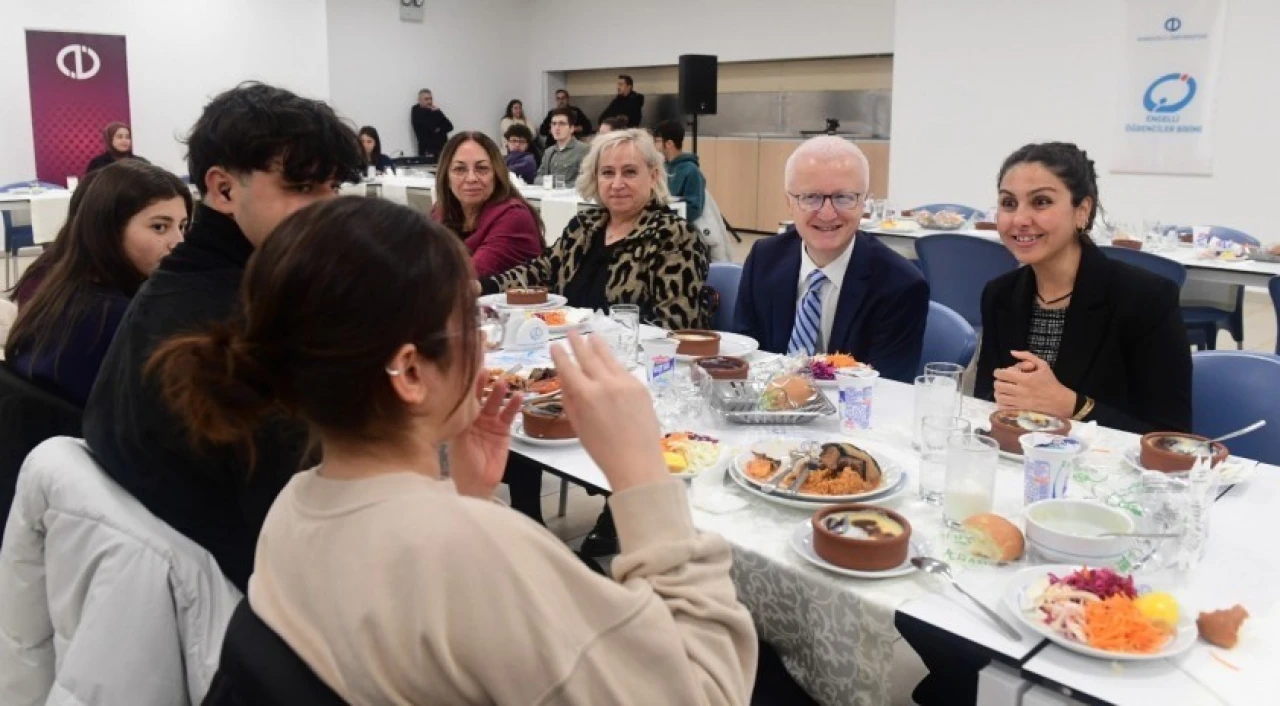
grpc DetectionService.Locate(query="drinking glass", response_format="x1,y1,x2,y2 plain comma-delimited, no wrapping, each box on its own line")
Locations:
919,416,972,505
913,373,960,448
608,304,640,365
479,306,504,350
923,362,965,413
553,175,567,190
943,433,999,528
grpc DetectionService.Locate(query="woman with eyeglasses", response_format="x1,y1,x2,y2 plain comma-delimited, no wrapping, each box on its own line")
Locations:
152,197,757,705
5,160,190,405
433,132,544,278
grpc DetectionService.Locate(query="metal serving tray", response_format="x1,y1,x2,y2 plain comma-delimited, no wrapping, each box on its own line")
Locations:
709,380,836,425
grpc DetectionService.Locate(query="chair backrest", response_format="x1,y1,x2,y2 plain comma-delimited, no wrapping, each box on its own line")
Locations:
202,600,349,706
914,233,1019,327
1173,225,1260,248
1270,277,1280,355
909,203,984,220
1192,351,1280,466
708,262,743,331
1099,246,1187,288
919,301,977,376
0,363,83,542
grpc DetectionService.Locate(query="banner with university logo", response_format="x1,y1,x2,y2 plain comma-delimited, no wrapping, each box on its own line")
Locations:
1112,0,1226,175
25,31,131,185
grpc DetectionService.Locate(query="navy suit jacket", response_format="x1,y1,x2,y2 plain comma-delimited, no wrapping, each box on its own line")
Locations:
733,229,929,383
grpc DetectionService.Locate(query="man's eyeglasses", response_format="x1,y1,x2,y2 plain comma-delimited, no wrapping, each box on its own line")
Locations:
550,120,570,128
788,192,863,212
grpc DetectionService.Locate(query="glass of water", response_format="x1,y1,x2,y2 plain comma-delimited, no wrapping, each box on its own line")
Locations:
919,415,971,505
913,372,960,448
923,362,965,411
943,433,999,528
608,304,640,365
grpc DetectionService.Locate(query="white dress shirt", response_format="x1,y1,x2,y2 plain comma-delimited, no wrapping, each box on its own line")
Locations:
796,237,856,352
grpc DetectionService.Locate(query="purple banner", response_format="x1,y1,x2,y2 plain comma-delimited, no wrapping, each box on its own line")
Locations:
25,31,131,186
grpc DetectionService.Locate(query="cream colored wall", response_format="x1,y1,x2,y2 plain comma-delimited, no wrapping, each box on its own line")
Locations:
566,56,893,96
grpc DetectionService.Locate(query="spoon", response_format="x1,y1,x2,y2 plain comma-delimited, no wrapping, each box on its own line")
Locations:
911,557,1022,641
1209,419,1266,445
1098,532,1181,539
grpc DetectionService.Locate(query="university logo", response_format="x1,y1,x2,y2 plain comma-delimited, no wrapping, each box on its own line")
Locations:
1143,73,1197,114
56,44,100,80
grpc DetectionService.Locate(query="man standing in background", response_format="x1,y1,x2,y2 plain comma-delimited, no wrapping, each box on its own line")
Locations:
410,89,453,161
538,89,592,145
599,75,644,130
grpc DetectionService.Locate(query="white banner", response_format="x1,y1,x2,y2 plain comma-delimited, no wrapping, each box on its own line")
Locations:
1112,0,1226,175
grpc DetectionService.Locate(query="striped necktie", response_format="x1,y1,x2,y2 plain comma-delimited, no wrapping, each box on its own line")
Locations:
788,269,828,355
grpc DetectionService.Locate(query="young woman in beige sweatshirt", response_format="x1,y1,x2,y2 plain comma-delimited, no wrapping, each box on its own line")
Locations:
149,196,758,705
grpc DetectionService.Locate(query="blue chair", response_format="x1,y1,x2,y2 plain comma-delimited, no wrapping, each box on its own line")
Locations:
1191,351,1280,466
1100,246,1188,288
909,203,984,220
919,302,976,375
1175,226,1258,351
707,262,742,331
1270,277,1280,355
914,234,1019,328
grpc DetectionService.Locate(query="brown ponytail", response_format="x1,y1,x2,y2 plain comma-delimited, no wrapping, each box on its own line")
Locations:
146,323,278,466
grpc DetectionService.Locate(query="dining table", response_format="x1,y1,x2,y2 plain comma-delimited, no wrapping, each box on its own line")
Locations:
864,224,1280,291
483,316,1279,706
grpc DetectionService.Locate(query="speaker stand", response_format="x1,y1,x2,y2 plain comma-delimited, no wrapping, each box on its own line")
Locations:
690,113,699,155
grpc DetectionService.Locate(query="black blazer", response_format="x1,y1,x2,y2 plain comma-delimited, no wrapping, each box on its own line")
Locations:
733,229,929,383
975,241,1192,434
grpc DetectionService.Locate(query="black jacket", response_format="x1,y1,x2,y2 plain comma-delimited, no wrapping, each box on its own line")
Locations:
201,600,347,706
599,92,645,129
85,152,149,174
975,240,1192,434
410,105,453,158
538,105,593,140
81,205,311,591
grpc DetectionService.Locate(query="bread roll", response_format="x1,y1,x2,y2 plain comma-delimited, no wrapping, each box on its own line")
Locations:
962,513,1025,562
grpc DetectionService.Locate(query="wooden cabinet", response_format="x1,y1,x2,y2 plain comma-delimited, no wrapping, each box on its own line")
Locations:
756,140,796,233
706,138,760,231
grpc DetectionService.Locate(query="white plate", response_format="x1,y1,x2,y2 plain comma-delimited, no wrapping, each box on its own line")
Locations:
729,458,909,510
790,523,921,579
730,440,904,504
666,443,727,480
1121,447,1259,484
525,308,593,334
674,332,759,362
479,292,568,310
1002,565,1198,662
877,221,921,234
511,420,579,448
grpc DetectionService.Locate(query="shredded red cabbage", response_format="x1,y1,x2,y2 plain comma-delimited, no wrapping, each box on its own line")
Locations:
808,360,837,380
1048,567,1137,599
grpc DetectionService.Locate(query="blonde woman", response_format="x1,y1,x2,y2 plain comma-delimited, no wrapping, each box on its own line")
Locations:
481,128,708,330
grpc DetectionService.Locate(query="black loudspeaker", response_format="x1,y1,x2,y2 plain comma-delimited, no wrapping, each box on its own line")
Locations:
679,54,718,115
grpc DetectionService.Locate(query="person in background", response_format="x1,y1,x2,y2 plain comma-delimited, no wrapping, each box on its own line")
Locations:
155,197,756,705
599,75,644,130
975,142,1191,434
534,108,589,186
410,89,453,161
433,131,543,278
85,122,149,173
498,99,528,154
653,120,704,224
539,89,592,145
5,161,190,406
81,82,365,592
734,136,929,384
484,129,708,556
502,123,538,184
598,116,629,134
358,126,396,175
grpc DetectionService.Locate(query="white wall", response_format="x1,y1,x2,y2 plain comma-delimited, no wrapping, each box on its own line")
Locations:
325,0,530,157
0,0,331,182
522,0,896,115
890,0,1277,241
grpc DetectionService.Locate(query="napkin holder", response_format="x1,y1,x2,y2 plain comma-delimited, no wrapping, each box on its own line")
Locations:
503,314,550,350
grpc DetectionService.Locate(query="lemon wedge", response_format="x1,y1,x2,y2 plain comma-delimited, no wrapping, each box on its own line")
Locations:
1134,592,1180,630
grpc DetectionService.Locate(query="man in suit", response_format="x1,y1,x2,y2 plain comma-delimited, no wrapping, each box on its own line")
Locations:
733,136,929,383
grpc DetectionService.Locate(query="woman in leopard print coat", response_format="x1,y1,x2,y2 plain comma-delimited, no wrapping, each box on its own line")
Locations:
481,129,708,330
